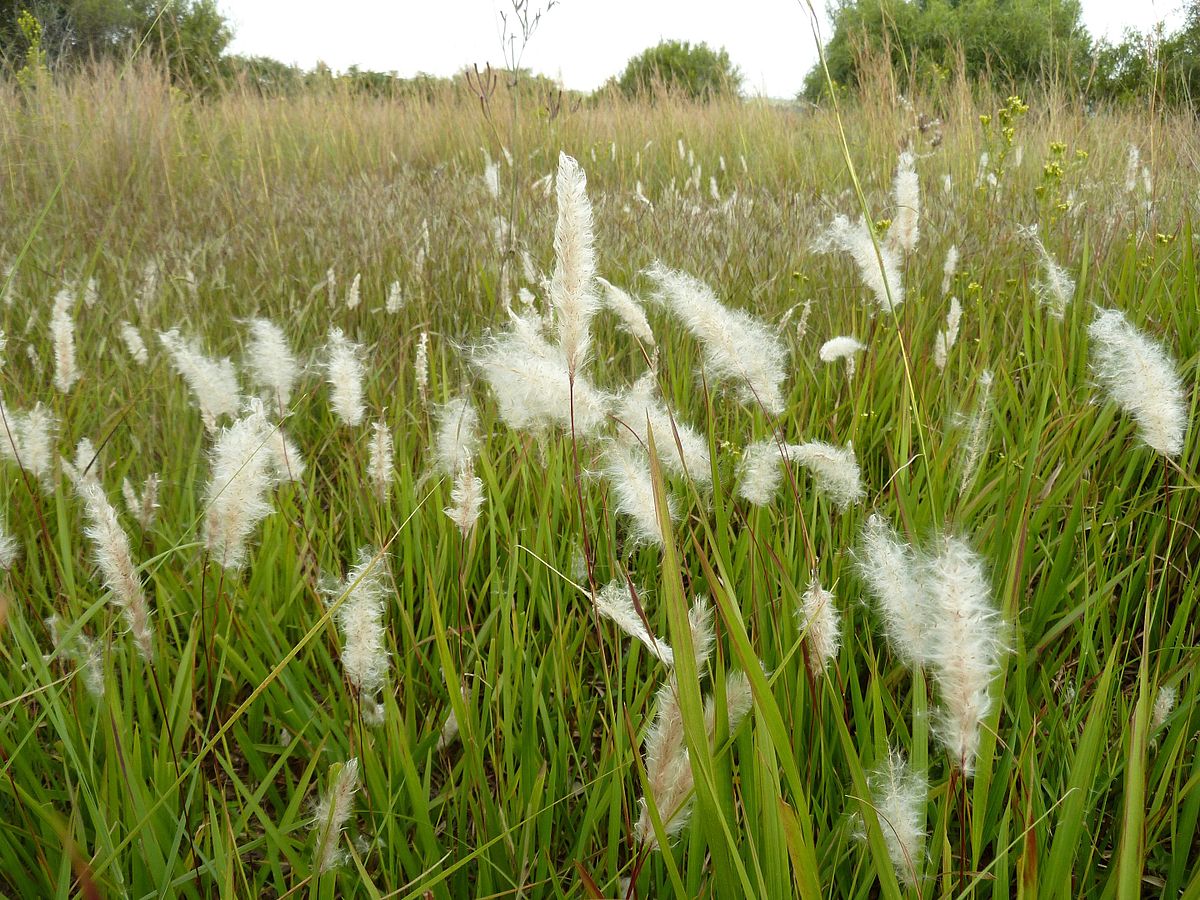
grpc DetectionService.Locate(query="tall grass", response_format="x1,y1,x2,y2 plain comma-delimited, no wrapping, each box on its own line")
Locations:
0,63,1196,898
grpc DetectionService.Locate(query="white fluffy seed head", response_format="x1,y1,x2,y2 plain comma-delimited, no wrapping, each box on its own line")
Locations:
787,441,865,510
857,514,927,669
960,370,994,491
862,748,928,888
368,420,394,502
415,331,429,404
345,272,361,310
923,535,1007,775
445,461,484,536
0,401,56,486
245,319,298,407
603,441,675,546
941,244,959,296
122,473,160,530
386,280,403,313
433,398,479,477
737,440,786,507
647,262,788,414
596,276,656,347
120,323,148,365
324,327,366,426
934,297,963,370
1018,225,1074,317
594,580,674,665
616,372,711,485
51,286,79,393
329,548,390,697
1088,308,1186,457
202,403,276,569
889,151,921,255
0,513,20,570
549,153,598,376
1152,685,1177,731
798,578,841,676
158,328,241,430
817,215,905,312
311,758,360,874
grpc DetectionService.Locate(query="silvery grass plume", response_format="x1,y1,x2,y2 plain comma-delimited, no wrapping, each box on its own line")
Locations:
76,477,154,660
45,614,104,697
51,286,79,393
959,371,994,491
1152,685,1177,731
385,280,403,314
787,441,865,510
737,440,786,506
433,398,479,477
324,327,366,426
549,153,599,377
311,758,360,874
923,535,1007,774
933,297,962,370
61,437,101,487
415,331,429,405
860,748,928,888
0,513,20,570
325,267,336,306
0,400,56,485
887,151,921,255
265,427,305,483
1125,143,1140,194
615,372,711,485
345,272,361,310
1088,308,1186,457
647,263,788,414
483,157,500,199
122,473,160,530
329,548,390,719
1,263,14,306
83,276,98,309
245,319,298,407
158,328,241,431
368,420,394,502
596,276,656,347
635,667,753,849
1017,224,1074,317
202,402,277,569
120,322,148,365
445,461,484,537
816,215,905,313
857,514,925,668
819,335,866,381
941,244,959,296
595,580,668,662
798,578,841,676
603,441,677,546
474,310,611,436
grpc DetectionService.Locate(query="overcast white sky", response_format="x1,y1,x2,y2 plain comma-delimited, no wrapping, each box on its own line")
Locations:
219,0,1186,99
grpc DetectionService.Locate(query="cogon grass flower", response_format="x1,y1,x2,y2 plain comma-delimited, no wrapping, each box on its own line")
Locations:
433,398,479,477
311,758,359,874
1018,224,1074,317
345,272,361,310
51,286,79,393
368,420,394,502
856,514,926,669
385,281,403,313
615,372,710,485
933,297,962,370
859,748,927,888
76,478,154,661
45,615,104,698
245,319,298,408
329,548,390,705
0,400,56,486
324,327,366,427
816,215,905,313
0,513,20,570
737,440,785,507
603,441,676,546
445,461,484,537
120,323,148,365
819,335,866,381
646,262,788,414
596,276,655,347
594,580,675,666
549,153,599,377
122,474,159,530
414,331,429,405
787,441,864,510
941,244,959,296
888,151,920,255
798,578,841,676
959,370,993,491
158,328,241,431
201,402,277,569
1152,684,1177,731
1088,307,1186,457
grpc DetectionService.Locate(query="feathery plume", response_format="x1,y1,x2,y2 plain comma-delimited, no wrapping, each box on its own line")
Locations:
819,336,866,381
445,461,484,536
345,272,361,310
1088,308,1186,457
0,513,19,570
594,580,674,665
83,277,98,309
202,402,276,569
120,322,149,364
888,152,921,255
368,421,394,502
483,159,500,198
549,153,598,376
433,398,479,477
647,263,788,414
122,473,160,530
857,514,926,668
798,578,841,676
795,298,813,341
324,327,366,426
1,264,14,306
959,370,993,490
933,297,962,370
0,401,56,485
311,758,360,874
414,331,429,405
615,372,710,484
325,267,336,306
474,310,611,435
45,615,104,697
1018,225,1074,317
1124,144,1140,194
603,441,675,546
816,215,905,312
787,441,865,510
158,329,241,430
61,437,101,487
329,549,390,702
941,245,959,296
51,287,80,393
596,276,656,347
76,478,153,660
265,427,305,482
862,748,927,888
1152,685,1177,731
385,281,403,313
737,440,786,507
245,319,298,407
923,535,1007,774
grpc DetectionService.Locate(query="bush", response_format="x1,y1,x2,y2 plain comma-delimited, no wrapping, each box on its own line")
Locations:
614,40,742,101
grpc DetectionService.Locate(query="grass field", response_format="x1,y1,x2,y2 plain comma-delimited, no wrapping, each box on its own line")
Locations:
0,65,1197,898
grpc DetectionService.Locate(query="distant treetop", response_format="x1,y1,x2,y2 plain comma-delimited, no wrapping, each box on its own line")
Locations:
613,40,742,101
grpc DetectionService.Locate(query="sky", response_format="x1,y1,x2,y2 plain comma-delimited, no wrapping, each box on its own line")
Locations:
219,0,1187,99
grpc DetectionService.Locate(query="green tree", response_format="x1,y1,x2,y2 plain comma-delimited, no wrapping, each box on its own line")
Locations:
614,39,742,100
803,0,1091,100
1091,1,1200,106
